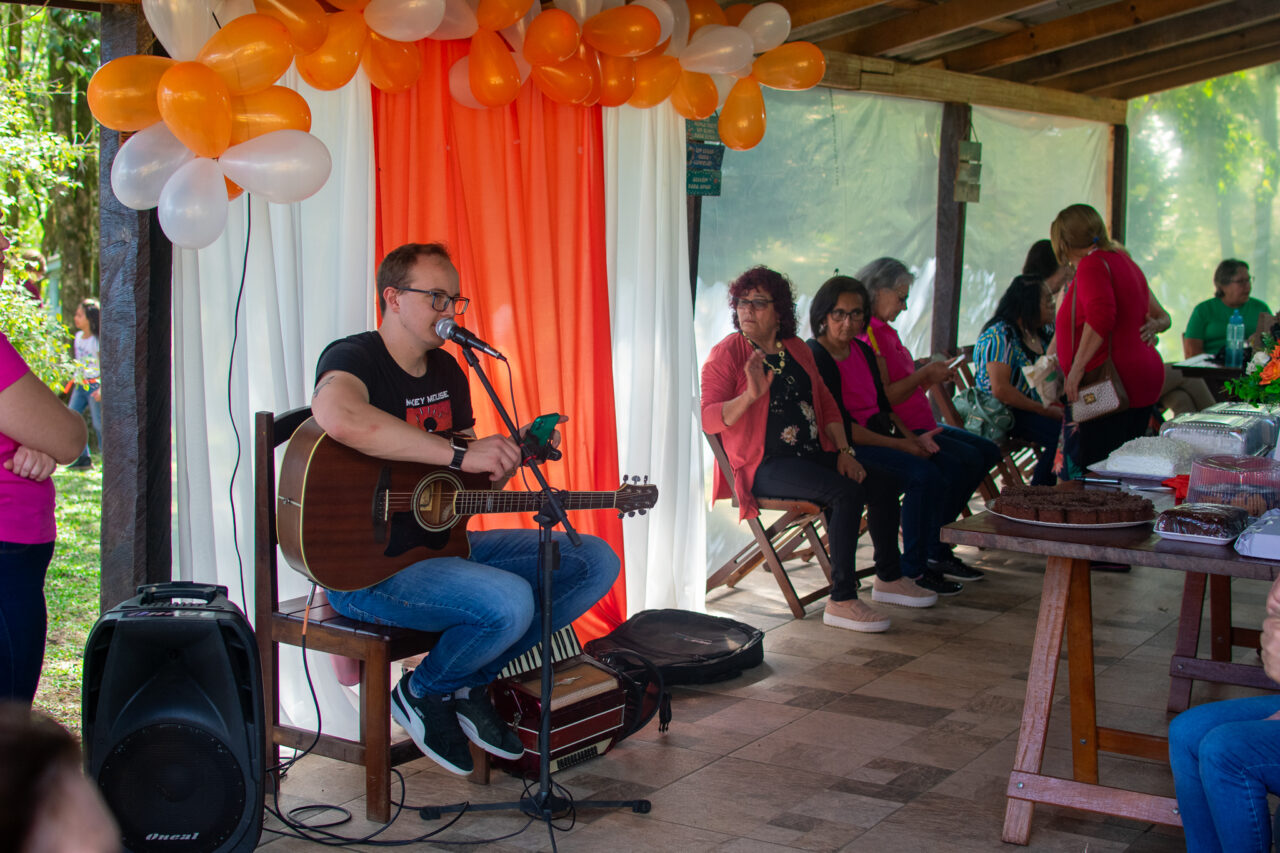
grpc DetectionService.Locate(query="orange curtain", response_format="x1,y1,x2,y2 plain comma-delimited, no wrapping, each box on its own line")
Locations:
372,40,625,641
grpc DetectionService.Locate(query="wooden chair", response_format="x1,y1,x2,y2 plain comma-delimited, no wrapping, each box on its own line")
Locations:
1167,573,1274,712
254,408,483,823
704,432,873,619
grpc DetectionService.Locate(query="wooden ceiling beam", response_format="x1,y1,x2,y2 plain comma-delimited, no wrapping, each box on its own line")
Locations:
992,0,1280,84
781,0,890,44
819,0,1046,57
1046,20,1280,94
938,0,1226,75
1093,41,1280,98
821,51,1128,125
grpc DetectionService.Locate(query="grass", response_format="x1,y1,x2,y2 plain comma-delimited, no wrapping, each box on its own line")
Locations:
32,455,102,733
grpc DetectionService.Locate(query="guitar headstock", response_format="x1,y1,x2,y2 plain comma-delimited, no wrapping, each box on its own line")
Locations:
616,475,657,518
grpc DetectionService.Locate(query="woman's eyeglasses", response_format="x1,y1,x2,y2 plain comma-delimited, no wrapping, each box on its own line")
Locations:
398,287,470,314
735,297,774,311
829,308,865,321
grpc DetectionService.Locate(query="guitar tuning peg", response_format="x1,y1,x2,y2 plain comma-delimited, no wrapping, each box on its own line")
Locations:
632,475,641,483
628,511,636,517
616,511,624,519
638,509,647,516
643,475,649,484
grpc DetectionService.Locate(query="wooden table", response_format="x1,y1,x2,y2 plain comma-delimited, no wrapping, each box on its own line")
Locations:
1172,360,1243,401
941,512,1280,845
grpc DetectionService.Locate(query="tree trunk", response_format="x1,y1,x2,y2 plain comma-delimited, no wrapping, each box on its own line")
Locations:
1253,66,1278,305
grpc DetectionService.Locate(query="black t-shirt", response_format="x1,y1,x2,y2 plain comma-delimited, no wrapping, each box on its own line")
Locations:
315,331,474,435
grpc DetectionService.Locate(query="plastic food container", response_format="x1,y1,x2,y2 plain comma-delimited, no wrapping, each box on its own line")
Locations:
1203,402,1280,449
1186,454,1280,516
1159,413,1268,457
1155,502,1250,543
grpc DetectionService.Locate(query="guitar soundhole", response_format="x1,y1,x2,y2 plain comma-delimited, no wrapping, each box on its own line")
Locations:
414,472,461,532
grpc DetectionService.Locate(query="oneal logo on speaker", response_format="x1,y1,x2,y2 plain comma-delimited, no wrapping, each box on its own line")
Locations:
144,832,200,842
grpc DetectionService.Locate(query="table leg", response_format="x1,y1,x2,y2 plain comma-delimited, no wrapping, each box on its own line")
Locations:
1168,573,1207,713
1003,554,1076,845
1209,574,1232,661
1067,559,1098,784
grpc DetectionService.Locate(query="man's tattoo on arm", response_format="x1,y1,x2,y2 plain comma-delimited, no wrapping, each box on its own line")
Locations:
312,375,337,400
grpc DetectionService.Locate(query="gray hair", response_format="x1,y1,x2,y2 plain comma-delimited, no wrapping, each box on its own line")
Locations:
854,257,913,300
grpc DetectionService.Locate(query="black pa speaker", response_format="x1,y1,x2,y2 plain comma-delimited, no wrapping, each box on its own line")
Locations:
83,582,263,853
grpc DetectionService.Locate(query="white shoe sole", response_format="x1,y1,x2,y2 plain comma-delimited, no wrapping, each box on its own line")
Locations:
457,713,524,760
872,589,938,608
822,611,891,633
391,684,473,776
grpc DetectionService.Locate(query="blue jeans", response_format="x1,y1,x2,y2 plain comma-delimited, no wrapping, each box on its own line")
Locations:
856,445,944,579
1169,695,1280,853
0,540,54,703
68,381,102,457
915,425,1000,561
326,529,619,696
1011,409,1061,486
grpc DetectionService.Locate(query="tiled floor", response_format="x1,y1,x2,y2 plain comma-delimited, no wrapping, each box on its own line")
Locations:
258,537,1272,851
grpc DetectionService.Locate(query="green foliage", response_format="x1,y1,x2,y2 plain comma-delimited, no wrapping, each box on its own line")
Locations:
1225,336,1280,404
0,275,73,388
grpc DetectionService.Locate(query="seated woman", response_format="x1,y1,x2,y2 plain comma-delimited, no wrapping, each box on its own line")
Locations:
1022,238,1074,296
701,266,926,633
856,257,1001,584
807,274,960,598
1184,259,1271,357
973,274,1062,486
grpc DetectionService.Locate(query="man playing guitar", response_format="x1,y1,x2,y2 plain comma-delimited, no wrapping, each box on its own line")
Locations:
310,242,620,776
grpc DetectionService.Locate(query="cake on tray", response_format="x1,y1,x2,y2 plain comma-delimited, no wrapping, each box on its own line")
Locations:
990,485,1154,525
1103,435,1196,478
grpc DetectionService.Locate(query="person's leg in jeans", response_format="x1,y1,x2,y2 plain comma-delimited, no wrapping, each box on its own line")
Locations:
1168,694,1280,853
1011,408,1062,486
0,541,54,703
857,446,938,580
86,381,103,454
920,426,997,562
752,456,865,601
859,465,903,582
66,385,92,463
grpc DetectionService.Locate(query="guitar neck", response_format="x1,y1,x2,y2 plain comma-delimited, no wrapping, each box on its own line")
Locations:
455,490,625,516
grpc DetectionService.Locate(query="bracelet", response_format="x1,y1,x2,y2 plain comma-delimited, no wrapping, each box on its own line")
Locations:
447,440,466,471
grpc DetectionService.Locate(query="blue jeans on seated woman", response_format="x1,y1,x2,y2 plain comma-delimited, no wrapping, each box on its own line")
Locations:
0,540,54,703
856,445,944,580
1011,408,1061,486
1168,694,1280,853
326,529,619,697
915,425,1000,561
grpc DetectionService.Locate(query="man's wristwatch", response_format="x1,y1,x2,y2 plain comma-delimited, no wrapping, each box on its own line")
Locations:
447,439,467,471
839,446,856,459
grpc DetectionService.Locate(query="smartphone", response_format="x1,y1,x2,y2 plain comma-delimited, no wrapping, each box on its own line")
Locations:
526,413,560,448
947,354,966,369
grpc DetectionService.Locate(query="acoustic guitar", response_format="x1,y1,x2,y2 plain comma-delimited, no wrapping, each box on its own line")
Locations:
275,417,658,590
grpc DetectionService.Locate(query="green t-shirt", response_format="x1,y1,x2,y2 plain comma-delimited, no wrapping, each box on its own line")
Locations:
1184,296,1272,354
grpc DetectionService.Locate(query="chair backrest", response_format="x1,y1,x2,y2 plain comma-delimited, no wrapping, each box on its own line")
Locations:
254,407,312,628
704,432,740,508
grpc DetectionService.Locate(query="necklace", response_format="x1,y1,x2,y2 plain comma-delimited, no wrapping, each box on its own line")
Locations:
743,332,787,374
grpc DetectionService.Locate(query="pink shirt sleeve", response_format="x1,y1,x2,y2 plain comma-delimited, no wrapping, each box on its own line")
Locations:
1075,253,1117,337
0,333,30,392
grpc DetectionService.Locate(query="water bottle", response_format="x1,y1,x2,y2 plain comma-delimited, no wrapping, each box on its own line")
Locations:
1226,309,1245,368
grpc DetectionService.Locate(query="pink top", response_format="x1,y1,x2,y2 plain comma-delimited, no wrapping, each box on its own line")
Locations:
701,333,843,520
0,333,55,543
1054,249,1165,408
862,317,936,432
835,343,880,426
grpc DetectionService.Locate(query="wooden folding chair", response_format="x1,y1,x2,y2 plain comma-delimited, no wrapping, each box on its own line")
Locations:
704,432,859,619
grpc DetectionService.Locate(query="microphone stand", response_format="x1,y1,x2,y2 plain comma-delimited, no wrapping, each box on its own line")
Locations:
419,345,651,829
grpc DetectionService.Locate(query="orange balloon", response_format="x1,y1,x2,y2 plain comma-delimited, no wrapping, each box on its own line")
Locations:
718,77,765,150
523,8,579,66
577,42,601,106
198,13,293,95
725,3,751,26
752,41,827,90
628,54,680,108
296,10,368,91
530,56,592,104
328,0,370,8
582,6,660,58
476,0,533,32
669,69,716,120
88,55,175,131
157,62,233,158
469,29,521,107
362,32,422,93
597,53,635,107
226,176,244,200
229,85,312,145
254,0,329,54
686,0,727,36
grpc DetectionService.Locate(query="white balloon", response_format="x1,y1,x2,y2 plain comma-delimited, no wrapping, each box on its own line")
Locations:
158,158,228,249
210,0,255,24
632,0,673,46
142,0,217,61
498,0,538,52
431,0,478,40
110,123,195,211
553,0,601,25
447,56,485,109
710,72,734,108
739,2,790,53
364,0,446,42
678,25,753,75
663,0,690,58
219,130,332,204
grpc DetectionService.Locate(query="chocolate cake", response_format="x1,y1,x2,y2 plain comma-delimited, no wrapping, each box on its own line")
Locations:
990,485,1154,525
1154,503,1250,540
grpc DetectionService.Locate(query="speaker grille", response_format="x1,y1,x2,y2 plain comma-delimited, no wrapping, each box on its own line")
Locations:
98,723,246,853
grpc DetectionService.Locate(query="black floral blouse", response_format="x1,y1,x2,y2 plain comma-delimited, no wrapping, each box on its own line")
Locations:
762,351,823,461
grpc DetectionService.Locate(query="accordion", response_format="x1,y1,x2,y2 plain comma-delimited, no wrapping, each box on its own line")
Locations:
488,627,627,777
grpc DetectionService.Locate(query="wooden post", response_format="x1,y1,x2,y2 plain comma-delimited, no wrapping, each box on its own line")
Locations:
98,5,173,612
687,195,701,305
934,102,971,355
1110,123,1128,244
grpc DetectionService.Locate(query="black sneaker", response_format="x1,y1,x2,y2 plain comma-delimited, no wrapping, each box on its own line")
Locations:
914,573,963,596
928,556,985,582
454,686,524,760
390,671,473,775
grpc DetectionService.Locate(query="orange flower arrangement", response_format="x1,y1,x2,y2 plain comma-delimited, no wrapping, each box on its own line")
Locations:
1228,336,1280,402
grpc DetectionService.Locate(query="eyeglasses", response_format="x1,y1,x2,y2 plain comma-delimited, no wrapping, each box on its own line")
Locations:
398,287,470,314
735,297,774,311
1231,275,1253,286
829,308,865,322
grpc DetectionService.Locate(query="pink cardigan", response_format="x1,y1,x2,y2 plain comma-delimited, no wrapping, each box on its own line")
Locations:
701,332,843,520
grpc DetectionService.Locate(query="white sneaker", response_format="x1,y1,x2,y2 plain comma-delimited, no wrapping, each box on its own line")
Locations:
872,576,939,608
822,597,891,633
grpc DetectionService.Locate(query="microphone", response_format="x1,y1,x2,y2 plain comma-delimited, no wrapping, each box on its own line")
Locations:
434,318,506,360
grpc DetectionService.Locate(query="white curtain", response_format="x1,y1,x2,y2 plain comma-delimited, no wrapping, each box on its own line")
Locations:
171,68,376,739
603,103,706,612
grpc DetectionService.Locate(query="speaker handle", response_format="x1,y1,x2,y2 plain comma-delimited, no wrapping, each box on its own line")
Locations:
137,582,228,605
